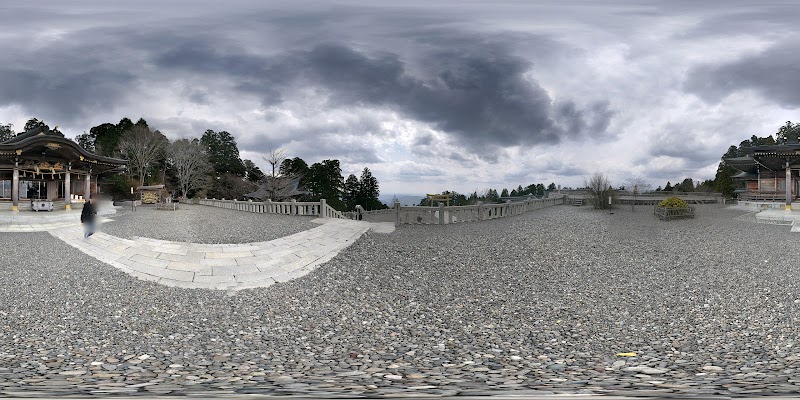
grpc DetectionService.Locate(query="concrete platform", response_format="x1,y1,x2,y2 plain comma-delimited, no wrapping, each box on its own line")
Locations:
49,218,394,292
0,201,116,231
753,208,800,224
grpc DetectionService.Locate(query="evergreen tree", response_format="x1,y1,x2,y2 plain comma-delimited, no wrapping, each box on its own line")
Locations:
75,132,95,152
243,159,265,182
280,157,310,188
358,167,382,210
677,178,695,192
0,122,13,142
343,174,360,210
305,160,345,210
201,129,246,177
714,145,740,198
86,117,142,157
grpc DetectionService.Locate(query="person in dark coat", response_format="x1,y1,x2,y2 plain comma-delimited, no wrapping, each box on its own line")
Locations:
81,198,97,238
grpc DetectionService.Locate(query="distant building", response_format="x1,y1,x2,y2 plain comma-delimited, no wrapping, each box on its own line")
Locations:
244,176,307,201
0,125,127,211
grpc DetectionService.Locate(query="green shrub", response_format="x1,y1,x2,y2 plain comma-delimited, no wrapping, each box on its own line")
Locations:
105,174,135,201
659,197,688,208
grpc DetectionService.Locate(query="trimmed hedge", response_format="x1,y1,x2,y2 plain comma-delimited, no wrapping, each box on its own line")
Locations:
659,197,688,208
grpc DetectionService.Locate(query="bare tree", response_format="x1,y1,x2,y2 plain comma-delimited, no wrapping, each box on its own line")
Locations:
258,147,293,200
168,139,210,198
119,125,168,186
246,176,306,201
625,176,652,211
263,147,286,178
584,172,614,209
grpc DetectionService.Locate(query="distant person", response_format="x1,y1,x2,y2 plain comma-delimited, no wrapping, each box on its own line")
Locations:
81,198,97,238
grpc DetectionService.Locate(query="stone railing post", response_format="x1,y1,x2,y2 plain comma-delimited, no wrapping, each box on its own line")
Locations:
438,203,445,224
266,199,272,214
320,199,327,217
478,201,484,220
394,201,401,226
291,198,297,215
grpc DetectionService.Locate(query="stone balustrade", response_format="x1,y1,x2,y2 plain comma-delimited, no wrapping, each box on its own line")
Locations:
195,195,565,225
392,195,565,225
197,198,344,218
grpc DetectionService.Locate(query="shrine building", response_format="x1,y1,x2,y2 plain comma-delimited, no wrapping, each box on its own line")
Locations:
0,125,127,211
725,136,800,210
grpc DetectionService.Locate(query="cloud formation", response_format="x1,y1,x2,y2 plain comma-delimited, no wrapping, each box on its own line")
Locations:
152,38,614,159
1,1,799,193
685,38,800,108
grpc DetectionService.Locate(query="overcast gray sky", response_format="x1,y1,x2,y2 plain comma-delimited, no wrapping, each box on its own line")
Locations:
1,0,798,194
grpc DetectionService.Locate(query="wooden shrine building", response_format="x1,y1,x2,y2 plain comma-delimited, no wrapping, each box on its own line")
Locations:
725,134,800,210
0,125,126,211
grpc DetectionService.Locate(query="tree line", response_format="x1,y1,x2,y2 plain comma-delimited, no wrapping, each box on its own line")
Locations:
1,117,386,212
653,178,715,193
418,182,558,206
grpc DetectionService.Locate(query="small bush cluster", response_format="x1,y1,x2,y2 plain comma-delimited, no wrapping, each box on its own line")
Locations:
585,172,615,210
659,197,688,208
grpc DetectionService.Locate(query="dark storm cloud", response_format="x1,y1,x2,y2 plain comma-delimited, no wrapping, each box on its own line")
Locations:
0,1,619,159
0,67,136,125
684,38,800,107
152,37,615,158
0,25,140,126
554,100,615,138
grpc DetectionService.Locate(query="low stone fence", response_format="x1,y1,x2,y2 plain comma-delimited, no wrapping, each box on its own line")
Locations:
353,195,565,225
567,193,724,206
195,198,344,219
193,196,564,225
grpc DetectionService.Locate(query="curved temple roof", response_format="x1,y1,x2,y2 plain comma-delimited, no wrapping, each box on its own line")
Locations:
0,125,126,173
724,143,800,175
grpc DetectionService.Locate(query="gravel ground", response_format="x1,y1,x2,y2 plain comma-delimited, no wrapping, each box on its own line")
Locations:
102,204,317,243
2,204,800,397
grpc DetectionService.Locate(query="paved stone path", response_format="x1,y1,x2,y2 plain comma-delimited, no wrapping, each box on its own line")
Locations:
49,218,394,291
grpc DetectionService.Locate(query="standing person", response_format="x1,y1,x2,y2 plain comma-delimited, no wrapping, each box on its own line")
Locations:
81,198,97,238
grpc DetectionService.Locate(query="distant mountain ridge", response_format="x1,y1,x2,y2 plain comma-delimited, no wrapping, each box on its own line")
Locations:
379,194,425,206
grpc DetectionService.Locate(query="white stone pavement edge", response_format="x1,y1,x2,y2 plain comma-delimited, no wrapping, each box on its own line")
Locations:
47,218,394,292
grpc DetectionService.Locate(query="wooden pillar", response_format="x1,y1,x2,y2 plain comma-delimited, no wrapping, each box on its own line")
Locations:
786,162,792,211
85,172,91,202
757,166,761,193
64,168,71,210
11,160,19,212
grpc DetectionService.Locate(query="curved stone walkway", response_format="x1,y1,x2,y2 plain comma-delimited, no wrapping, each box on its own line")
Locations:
49,219,394,292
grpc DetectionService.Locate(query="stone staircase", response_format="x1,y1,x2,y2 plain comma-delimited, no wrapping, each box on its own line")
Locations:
572,198,584,207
